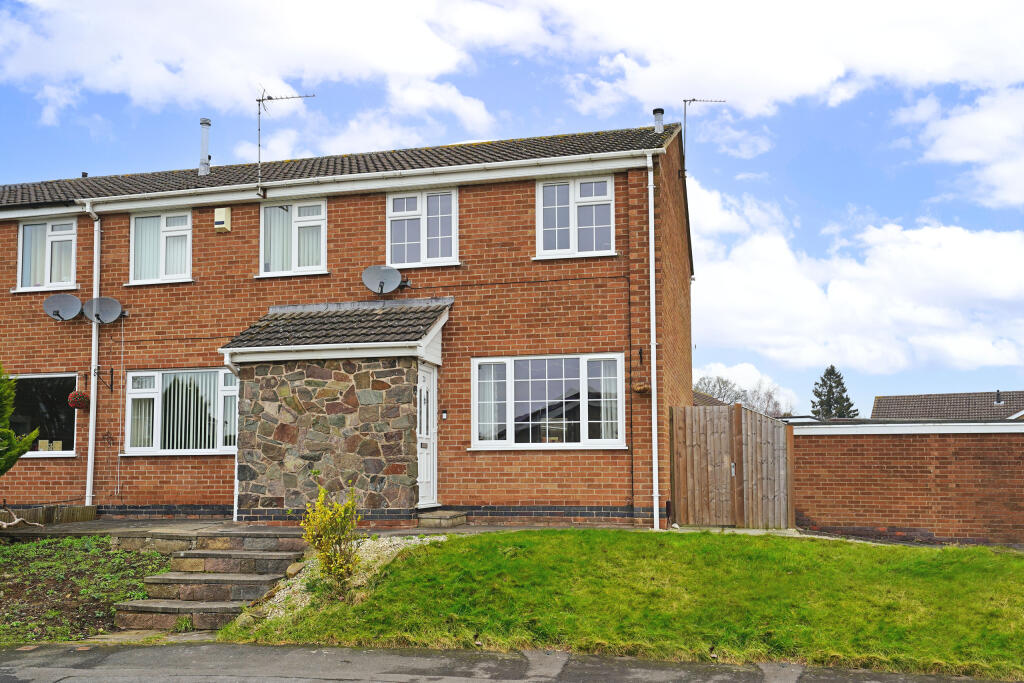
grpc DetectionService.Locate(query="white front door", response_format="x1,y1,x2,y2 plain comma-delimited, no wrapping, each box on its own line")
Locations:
416,363,438,507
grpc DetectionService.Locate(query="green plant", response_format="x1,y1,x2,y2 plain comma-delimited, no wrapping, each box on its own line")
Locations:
0,363,38,477
301,487,362,590
172,615,194,633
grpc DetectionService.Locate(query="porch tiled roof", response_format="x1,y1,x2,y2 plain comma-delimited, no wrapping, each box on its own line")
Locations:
222,297,453,349
0,124,679,208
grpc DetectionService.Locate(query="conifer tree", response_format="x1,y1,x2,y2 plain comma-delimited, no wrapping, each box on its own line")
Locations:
0,363,37,477
810,365,859,419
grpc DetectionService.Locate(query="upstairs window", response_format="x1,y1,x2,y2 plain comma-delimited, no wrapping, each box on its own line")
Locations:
131,213,192,283
472,353,625,450
18,220,76,290
535,177,614,258
125,368,238,455
386,189,458,267
260,201,326,276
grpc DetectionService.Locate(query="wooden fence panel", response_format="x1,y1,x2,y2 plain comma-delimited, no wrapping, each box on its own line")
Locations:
670,405,790,529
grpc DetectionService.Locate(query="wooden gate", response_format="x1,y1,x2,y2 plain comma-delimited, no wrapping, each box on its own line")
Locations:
669,404,794,528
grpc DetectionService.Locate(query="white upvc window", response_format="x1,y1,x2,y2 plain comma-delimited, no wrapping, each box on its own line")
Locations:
17,219,76,291
471,353,626,450
386,189,459,268
130,212,192,284
535,176,615,259
124,368,238,456
10,373,78,458
259,200,327,276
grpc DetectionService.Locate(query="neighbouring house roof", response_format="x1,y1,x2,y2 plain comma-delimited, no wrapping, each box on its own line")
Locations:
222,297,454,350
694,391,728,407
0,124,680,208
871,391,1024,421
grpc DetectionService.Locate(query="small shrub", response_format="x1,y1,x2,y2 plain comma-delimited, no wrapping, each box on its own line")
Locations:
301,488,362,590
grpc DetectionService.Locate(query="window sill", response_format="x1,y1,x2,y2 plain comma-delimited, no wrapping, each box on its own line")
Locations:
532,251,618,261
254,270,330,280
124,278,194,287
467,444,628,452
119,450,237,458
388,260,461,270
20,451,77,459
10,284,80,294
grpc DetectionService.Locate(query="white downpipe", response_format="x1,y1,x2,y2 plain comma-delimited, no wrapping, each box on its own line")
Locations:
646,153,660,530
80,200,100,507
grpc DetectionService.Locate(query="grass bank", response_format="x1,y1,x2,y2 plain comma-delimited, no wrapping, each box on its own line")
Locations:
220,530,1024,679
0,535,168,644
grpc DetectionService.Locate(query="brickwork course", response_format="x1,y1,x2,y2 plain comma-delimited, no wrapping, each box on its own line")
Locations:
0,123,693,528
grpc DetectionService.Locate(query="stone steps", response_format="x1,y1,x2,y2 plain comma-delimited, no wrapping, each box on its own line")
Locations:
115,529,307,632
144,571,284,602
114,599,247,630
170,549,304,574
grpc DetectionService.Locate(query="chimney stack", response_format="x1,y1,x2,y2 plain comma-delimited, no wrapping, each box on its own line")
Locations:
199,118,211,176
652,107,664,134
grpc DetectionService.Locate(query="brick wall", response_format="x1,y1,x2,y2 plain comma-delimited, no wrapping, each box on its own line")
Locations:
0,155,690,525
793,431,1024,544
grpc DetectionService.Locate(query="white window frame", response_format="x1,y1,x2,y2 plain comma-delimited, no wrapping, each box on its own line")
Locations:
14,219,77,292
257,199,328,277
534,176,615,260
385,188,459,268
128,211,193,285
123,368,238,456
11,372,78,458
469,352,626,451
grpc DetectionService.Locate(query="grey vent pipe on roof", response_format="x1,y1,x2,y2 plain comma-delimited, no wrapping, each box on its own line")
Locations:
653,107,664,134
199,118,211,176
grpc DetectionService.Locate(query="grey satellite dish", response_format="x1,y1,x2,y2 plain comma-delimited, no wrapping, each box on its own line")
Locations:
361,265,403,295
83,297,124,324
43,293,82,321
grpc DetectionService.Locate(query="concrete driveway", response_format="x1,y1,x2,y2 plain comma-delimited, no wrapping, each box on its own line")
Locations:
0,643,973,682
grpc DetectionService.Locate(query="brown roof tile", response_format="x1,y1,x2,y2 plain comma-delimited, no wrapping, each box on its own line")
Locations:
223,298,452,349
871,391,1024,420
0,124,679,208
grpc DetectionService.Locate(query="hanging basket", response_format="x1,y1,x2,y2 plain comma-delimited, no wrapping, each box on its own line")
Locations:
68,390,90,411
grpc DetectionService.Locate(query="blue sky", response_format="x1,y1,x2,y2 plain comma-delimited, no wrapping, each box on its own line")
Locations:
2,1,1024,413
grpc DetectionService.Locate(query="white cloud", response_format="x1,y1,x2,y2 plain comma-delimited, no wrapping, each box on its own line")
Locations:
694,362,800,411
689,176,1024,374
697,113,773,159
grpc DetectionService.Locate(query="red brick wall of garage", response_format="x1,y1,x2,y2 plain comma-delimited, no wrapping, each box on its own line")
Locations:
792,432,1024,544
0,157,689,524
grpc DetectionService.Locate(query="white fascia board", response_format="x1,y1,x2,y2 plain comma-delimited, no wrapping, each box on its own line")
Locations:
794,422,1024,435
0,148,666,221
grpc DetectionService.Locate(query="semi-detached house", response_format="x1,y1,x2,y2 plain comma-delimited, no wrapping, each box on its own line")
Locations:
0,112,693,528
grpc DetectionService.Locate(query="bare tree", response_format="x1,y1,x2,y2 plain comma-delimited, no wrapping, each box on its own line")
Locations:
693,376,746,404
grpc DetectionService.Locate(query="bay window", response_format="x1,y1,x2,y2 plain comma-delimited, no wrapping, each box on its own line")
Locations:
18,220,76,290
386,189,458,267
130,212,192,283
535,177,614,258
125,369,238,455
260,200,327,276
472,353,625,449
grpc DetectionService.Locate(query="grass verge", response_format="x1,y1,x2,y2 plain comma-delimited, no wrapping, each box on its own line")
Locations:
220,529,1024,680
0,535,168,645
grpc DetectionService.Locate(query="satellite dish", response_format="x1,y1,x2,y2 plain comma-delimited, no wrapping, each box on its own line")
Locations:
361,265,403,295
43,293,82,321
83,297,124,324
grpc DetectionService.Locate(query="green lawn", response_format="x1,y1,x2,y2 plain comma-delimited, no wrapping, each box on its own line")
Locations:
0,535,168,644
221,529,1024,679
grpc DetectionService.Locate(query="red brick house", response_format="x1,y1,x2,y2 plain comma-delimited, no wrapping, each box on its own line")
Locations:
0,112,692,528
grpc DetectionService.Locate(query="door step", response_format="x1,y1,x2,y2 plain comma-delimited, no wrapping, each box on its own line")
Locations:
418,509,466,528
